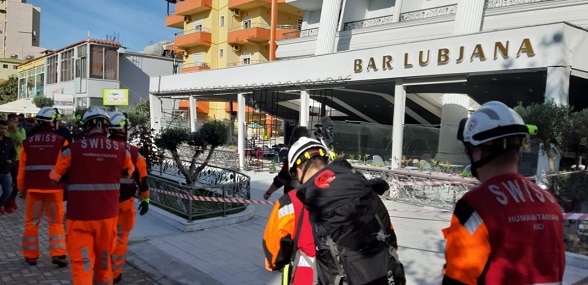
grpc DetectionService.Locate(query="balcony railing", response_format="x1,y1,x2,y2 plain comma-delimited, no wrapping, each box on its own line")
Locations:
183,62,210,68
228,22,270,32
175,27,212,36
485,0,552,8
399,4,457,22
181,62,211,73
281,27,319,40
227,60,268,67
343,15,395,31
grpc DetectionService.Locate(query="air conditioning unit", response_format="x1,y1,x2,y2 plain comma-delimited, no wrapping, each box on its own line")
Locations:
232,45,240,52
184,16,191,23
232,9,241,17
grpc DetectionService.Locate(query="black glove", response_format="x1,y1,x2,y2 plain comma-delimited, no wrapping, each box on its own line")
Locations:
367,178,390,196
138,198,149,215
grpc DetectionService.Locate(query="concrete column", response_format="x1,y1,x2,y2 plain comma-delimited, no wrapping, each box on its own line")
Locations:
189,96,197,132
299,88,310,127
391,81,406,169
392,0,404,23
149,94,162,133
315,0,343,55
453,0,485,35
435,94,470,165
238,93,246,171
545,66,570,106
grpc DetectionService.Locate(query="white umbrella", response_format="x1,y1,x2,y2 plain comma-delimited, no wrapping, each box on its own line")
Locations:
0,99,40,114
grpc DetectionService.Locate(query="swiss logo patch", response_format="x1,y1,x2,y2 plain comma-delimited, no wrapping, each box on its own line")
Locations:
314,169,336,189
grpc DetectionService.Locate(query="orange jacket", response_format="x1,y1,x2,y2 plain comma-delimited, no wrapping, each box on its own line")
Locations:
18,131,67,193
442,173,564,284
49,134,134,220
263,190,315,284
119,143,149,202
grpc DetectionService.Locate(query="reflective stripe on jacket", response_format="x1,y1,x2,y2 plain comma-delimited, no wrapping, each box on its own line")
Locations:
49,134,134,221
18,131,66,190
443,173,565,284
118,143,149,202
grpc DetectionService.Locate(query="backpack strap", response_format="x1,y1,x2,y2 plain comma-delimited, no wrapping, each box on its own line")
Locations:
326,236,347,285
283,208,306,285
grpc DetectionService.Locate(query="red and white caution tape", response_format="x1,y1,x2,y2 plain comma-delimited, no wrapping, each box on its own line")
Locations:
150,188,588,220
151,187,274,205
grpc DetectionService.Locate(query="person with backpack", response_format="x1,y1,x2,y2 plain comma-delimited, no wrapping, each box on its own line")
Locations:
443,101,564,284
287,137,405,285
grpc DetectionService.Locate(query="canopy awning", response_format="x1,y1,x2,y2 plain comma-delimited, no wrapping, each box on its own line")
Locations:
0,99,40,114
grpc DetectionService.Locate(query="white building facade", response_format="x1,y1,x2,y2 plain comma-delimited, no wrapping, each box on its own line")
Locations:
149,0,588,170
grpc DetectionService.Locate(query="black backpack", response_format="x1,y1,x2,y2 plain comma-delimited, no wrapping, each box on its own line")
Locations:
297,159,406,285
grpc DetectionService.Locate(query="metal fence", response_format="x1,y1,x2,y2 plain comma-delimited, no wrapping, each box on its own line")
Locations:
147,158,250,221
352,164,476,210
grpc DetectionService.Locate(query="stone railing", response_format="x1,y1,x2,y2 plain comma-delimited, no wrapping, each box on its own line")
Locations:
486,0,551,8
281,28,319,40
343,15,395,31
400,4,458,22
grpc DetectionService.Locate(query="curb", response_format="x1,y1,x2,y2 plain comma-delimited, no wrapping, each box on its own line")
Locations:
148,203,256,232
566,252,588,269
126,241,224,285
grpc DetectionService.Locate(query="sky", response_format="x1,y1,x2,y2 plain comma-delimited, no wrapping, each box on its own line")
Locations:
27,0,178,52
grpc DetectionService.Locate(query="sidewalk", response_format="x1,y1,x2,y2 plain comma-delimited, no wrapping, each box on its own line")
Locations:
127,170,588,285
0,198,177,285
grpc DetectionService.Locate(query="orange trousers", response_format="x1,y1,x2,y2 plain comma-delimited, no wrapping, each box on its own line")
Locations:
66,217,117,285
111,198,136,278
22,191,66,260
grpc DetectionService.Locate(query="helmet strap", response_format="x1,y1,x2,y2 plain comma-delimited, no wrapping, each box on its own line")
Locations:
468,143,509,179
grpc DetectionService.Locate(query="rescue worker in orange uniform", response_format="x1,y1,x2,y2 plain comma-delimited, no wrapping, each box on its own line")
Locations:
107,111,150,284
443,101,564,284
17,107,68,267
263,190,316,285
49,107,134,285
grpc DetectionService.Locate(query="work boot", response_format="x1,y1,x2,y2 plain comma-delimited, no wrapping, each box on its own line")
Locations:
5,204,14,214
25,258,38,266
113,273,123,284
51,255,68,267
0,206,4,215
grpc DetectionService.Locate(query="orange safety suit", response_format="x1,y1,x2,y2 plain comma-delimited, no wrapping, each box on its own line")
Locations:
49,133,134,285
263,190,316,285
442,173,564,284
111,143,149,279
17,131,68,261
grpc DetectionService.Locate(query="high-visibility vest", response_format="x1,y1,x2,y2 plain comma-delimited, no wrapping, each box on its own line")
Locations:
22,131,65,190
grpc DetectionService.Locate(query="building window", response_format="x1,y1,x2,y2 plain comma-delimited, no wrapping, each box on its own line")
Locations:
60,48,74,82
243,19,251,29
2,64,7,68
90,45,119,80
219,49,224,58
220,16,225,27
242,57,251,65
195,24,202,32
47,55,58,84
90,45,104,79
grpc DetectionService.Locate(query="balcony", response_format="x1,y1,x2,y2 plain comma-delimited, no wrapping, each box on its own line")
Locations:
276,24,298,40
228,0,270,10
181,62,211,73
228,24,270,44
176,0,213,16
227,59,268,67
280,27,318,40
174,28,212,48
166,14,185,29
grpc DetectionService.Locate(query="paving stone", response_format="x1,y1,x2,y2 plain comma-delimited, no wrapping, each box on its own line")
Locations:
0,198,170,285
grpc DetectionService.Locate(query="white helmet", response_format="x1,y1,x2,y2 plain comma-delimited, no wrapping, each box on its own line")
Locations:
287,137,329,171
36,107,61,122
109,111,128,130
460,101,528,147
81,107,111,128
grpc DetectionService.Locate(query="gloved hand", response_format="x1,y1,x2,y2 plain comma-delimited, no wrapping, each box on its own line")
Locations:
367,178,390,196
138,198,150,215
19,190,26,199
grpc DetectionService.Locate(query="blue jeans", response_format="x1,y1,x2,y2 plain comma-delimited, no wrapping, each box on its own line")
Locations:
0,172,12,206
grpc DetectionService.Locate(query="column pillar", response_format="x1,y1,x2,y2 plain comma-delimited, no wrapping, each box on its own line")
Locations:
149,94,162,134
238,93,246,171
392,0,404,23
435,94,470,165
189,95,197,132
299,88,310,127
391,81,406,169
545,66,570,105
315,0,343,55
453,0,485,35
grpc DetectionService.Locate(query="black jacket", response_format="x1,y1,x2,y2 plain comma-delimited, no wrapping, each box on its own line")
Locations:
0,136,15,174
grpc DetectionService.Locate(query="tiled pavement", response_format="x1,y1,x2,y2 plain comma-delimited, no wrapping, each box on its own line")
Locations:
0,198,177,285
